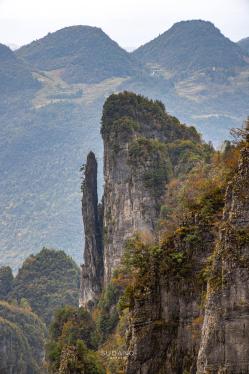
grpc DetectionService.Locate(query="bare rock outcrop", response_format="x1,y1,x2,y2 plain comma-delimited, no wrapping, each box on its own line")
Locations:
126,220,215,374
101,92,200,284
79,152,103,309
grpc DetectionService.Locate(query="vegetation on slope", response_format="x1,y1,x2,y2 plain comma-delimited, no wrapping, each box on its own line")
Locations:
46,306,105,373
113,135,242,310
17,26,139,84
0,301,46,373
133,20,247,75
0,43,39,93
46,284,125,373
102,92,214,204
8,248,80,325
101,91,201,143
0,249,81,372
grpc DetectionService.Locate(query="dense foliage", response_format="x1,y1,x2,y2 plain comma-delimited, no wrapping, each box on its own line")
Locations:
0,301,46,373
101,91,201,143
160,141,241,231
47,306,105,373
94,283,121,344
8,248,80,325
46,285,124,373
0,249,82,373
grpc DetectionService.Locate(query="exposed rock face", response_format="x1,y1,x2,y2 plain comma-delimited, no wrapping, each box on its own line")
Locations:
78,92,249,372
80,152,104,308
197,145,249,374
126,220,215,374
101,92,200,284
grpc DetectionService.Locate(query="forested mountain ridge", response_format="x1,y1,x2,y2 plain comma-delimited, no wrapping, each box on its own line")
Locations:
133,20,248,76
16,25,140,84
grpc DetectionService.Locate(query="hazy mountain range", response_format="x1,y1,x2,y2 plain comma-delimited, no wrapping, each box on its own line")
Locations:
0,20,249,271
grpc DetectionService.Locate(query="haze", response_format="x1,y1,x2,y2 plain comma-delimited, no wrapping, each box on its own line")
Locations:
0,0,249,49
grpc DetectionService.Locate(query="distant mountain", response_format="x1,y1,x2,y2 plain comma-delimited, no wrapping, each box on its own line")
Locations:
0,43,39,93
133,20,247,76
238,37,249,55
16,26,139,84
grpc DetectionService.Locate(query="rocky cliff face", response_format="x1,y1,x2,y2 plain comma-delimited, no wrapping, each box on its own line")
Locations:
79,93,248,373
101,92,200,284
80,90,207,317
126,218,215,374
80,152,104,309
197,145,249,374
125,143,249,374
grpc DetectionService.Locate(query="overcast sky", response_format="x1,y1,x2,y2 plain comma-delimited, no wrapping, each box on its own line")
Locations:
0,0,249,49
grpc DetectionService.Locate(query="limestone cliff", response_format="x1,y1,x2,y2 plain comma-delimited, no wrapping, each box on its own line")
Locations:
126,218,215,374
80,91,209,324
197,144,249,374
80,152,104,309
79,93,248,373
101,92,200,284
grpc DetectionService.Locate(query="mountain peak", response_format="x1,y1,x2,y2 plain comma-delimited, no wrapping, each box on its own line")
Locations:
133,19,247,75
16,25,138,84
170,19,216,30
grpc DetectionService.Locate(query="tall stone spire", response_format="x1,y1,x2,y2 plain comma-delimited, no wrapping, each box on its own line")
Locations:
79,152,103,309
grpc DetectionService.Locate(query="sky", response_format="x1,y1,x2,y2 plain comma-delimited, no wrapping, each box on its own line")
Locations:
0,0,249,49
